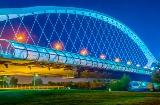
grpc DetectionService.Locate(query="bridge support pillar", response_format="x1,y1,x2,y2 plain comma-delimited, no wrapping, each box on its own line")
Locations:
63,67,78,78
76,68,84,78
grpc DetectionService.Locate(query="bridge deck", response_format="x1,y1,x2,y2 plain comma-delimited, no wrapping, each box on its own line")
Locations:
0,39,152,77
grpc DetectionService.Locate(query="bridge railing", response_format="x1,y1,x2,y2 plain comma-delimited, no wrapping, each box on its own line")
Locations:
0,85,65,90
0,39,153,75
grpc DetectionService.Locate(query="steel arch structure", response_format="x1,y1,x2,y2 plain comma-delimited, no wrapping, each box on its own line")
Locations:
0,6,157,67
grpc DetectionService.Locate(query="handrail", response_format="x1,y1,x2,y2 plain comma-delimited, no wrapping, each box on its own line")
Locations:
0,39,153,75
0,85,65,89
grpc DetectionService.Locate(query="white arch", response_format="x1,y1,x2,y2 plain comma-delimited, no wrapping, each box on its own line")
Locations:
0,6,157,67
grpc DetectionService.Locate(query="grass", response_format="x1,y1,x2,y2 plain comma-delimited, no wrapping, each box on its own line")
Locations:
0,89,160,105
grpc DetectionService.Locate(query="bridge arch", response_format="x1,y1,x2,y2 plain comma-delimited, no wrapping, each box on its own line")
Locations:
0,6,157,67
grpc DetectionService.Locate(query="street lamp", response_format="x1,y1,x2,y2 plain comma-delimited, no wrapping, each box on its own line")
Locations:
80,48,88,56
144,66,148,69
115,58,120,62
53,42,63,50
100,54,106,59
136,64,140,67
151,67,154,70
17,36,23,42
34,74,38,89
16,32,26,42
127,61,131,65
17,36,22,40
55,44,60,50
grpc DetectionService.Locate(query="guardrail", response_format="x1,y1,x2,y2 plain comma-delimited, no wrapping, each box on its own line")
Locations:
0,86,64,90
0,39,153,75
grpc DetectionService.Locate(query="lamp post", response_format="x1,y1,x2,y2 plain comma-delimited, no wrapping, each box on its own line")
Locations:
54,42,63,50
115,58,120,62
127,61,131,65
17,36,23,43
55,44,60,50
81,50,86,55
34,74,38,89
144,66,148,69
80,49,88,56
100,54,106,59
136,64,140,67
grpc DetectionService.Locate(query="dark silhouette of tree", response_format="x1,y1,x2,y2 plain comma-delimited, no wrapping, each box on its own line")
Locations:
47,81,53,86
10,77,18,86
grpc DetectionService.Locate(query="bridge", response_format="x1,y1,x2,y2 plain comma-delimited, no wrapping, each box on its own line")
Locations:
0,6,157,81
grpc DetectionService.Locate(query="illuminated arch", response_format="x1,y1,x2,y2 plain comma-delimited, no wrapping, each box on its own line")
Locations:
0,6,157,67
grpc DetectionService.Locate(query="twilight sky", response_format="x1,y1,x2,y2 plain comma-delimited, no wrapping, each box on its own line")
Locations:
0,0,160,59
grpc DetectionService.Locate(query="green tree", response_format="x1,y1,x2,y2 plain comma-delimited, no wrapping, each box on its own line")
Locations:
152,71,160,84
10,77,18,86
47,81,53,86
0,76,8,88
32,78,43,86
152,58,160,84
107,74,131,91
120,74,131,91
108,81,121,91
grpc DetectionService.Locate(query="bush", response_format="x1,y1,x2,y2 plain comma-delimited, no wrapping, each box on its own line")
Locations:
107,74,131,91
47,81,109,90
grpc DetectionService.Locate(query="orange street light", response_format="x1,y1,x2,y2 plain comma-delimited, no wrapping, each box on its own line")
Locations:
17,36,22,40
115,58,120,62
80,48,88,56
56,44,60,49
53,42,63,50
16,32,26,42
100,54,106,59
17,36,23,42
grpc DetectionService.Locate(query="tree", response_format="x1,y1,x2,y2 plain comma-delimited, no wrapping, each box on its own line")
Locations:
10,77,18,86
152,71,160,84
47,81,53,86
107,74,131,91
32,78,43,86
0,76,8,87
152,58,160,84
119,74,131,91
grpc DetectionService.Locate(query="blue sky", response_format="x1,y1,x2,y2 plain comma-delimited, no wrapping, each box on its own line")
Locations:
1,0,160,59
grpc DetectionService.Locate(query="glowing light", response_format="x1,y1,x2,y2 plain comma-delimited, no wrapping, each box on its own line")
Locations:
16,32,26,42
35,74,38,77
142,83,145,86
144,66,148,69
115,58,120,62
127,61,131,65
80,48,88,56
53,42,63,50
151,67,154,70
100,54,106,59
136,64,140,67
17,36,22,40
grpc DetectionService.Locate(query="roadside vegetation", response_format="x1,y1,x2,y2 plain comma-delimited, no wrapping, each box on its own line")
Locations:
0,90,160,105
